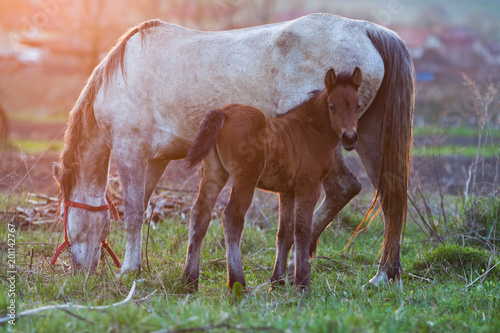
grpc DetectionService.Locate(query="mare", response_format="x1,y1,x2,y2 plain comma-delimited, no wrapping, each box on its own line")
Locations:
182,68,362,290
52,13,413,288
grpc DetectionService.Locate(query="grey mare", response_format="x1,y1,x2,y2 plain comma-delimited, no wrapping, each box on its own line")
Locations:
52,13,413,288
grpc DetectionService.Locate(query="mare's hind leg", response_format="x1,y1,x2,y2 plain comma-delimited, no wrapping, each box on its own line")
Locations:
223,176,259,290
310,145,362,256
270,192,295,286
182,150,228,291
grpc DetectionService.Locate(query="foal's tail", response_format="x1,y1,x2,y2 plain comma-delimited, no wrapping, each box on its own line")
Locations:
184,109,225,168
356,24,414,266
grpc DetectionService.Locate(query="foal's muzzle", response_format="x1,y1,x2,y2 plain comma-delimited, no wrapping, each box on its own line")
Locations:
341,131,358,151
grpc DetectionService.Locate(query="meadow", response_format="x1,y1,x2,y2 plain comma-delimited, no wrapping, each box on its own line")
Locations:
0,68,499,333
1,1,499,332
0,182,499,332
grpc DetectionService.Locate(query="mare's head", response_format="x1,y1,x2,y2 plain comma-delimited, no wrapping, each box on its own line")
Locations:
52,163,112,272
324,67,362,151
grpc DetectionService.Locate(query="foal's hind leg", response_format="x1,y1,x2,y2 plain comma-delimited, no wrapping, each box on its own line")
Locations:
182,150,228,291
270,192,295,286
223,177,259,290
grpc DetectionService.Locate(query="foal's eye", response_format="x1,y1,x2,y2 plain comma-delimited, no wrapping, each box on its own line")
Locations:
329,104,336,112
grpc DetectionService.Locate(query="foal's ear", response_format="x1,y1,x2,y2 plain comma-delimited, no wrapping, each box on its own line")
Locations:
351,67,362,89
325,68,337,89
52,162,61,182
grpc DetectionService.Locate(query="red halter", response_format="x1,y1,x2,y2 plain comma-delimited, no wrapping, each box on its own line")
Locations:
50,193,121,268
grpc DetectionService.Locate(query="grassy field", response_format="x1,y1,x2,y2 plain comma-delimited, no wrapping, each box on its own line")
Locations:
0,191,498,332
5,137,498,157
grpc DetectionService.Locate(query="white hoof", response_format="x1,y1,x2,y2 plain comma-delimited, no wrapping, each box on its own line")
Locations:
362,271,388,290
119,262,141,275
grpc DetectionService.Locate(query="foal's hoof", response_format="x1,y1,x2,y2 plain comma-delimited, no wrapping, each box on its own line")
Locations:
181,272,199,293
269,276,287,291
230,282,246,298
183,279,199,293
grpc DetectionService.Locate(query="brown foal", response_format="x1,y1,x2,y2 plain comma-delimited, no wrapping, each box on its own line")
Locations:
182,67,362,290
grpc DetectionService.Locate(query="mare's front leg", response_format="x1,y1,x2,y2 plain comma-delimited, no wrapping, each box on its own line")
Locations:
294,184,321,289
223,177,258,290
182,151,228,291
114,146,147,274
270,192,295,286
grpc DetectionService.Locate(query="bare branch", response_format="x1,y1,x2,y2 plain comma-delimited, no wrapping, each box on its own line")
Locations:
0,281,137,324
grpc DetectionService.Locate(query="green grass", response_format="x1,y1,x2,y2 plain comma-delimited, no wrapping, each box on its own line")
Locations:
12,140,497,157
412,144,499,158
6,111,68,124
342,144,499,158
0,193,499,332
3,139,64,154
414,126,500,138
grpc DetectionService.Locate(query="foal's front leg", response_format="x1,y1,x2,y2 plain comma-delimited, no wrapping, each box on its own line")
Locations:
270,192,295,286
294,185,321,288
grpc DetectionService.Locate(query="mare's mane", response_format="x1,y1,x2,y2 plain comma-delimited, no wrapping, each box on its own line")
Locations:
57,20,163,202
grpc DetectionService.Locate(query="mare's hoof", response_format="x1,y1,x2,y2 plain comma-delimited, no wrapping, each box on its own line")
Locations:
362,281,378,291
362,271,402,291
287,266,295,284
119,264,141,276
362,271,388,291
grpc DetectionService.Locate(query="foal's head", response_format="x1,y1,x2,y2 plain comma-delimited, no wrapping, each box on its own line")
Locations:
324,67,362,151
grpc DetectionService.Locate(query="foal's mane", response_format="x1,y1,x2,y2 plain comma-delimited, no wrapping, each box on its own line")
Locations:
277,70,355,119
57,20,164,202
276,90,323,119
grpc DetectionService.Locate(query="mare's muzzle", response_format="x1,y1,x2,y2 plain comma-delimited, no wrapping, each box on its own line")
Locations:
341,131,358,151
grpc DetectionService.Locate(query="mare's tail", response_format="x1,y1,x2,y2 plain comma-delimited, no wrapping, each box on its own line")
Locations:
184,109,225,168
354,24,414,268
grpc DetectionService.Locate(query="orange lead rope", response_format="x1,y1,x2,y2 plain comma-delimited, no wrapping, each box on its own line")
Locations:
50,194,121,268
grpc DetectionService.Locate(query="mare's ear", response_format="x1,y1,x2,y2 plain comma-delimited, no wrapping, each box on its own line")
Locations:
351,67,362,89
324,68,337,89
52,162,61,182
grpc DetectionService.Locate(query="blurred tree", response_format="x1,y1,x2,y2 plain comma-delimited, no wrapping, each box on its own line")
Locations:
83,0,107,74
0,103,9,142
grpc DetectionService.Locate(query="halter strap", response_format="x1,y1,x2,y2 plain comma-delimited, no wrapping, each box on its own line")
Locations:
50,194,121,268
